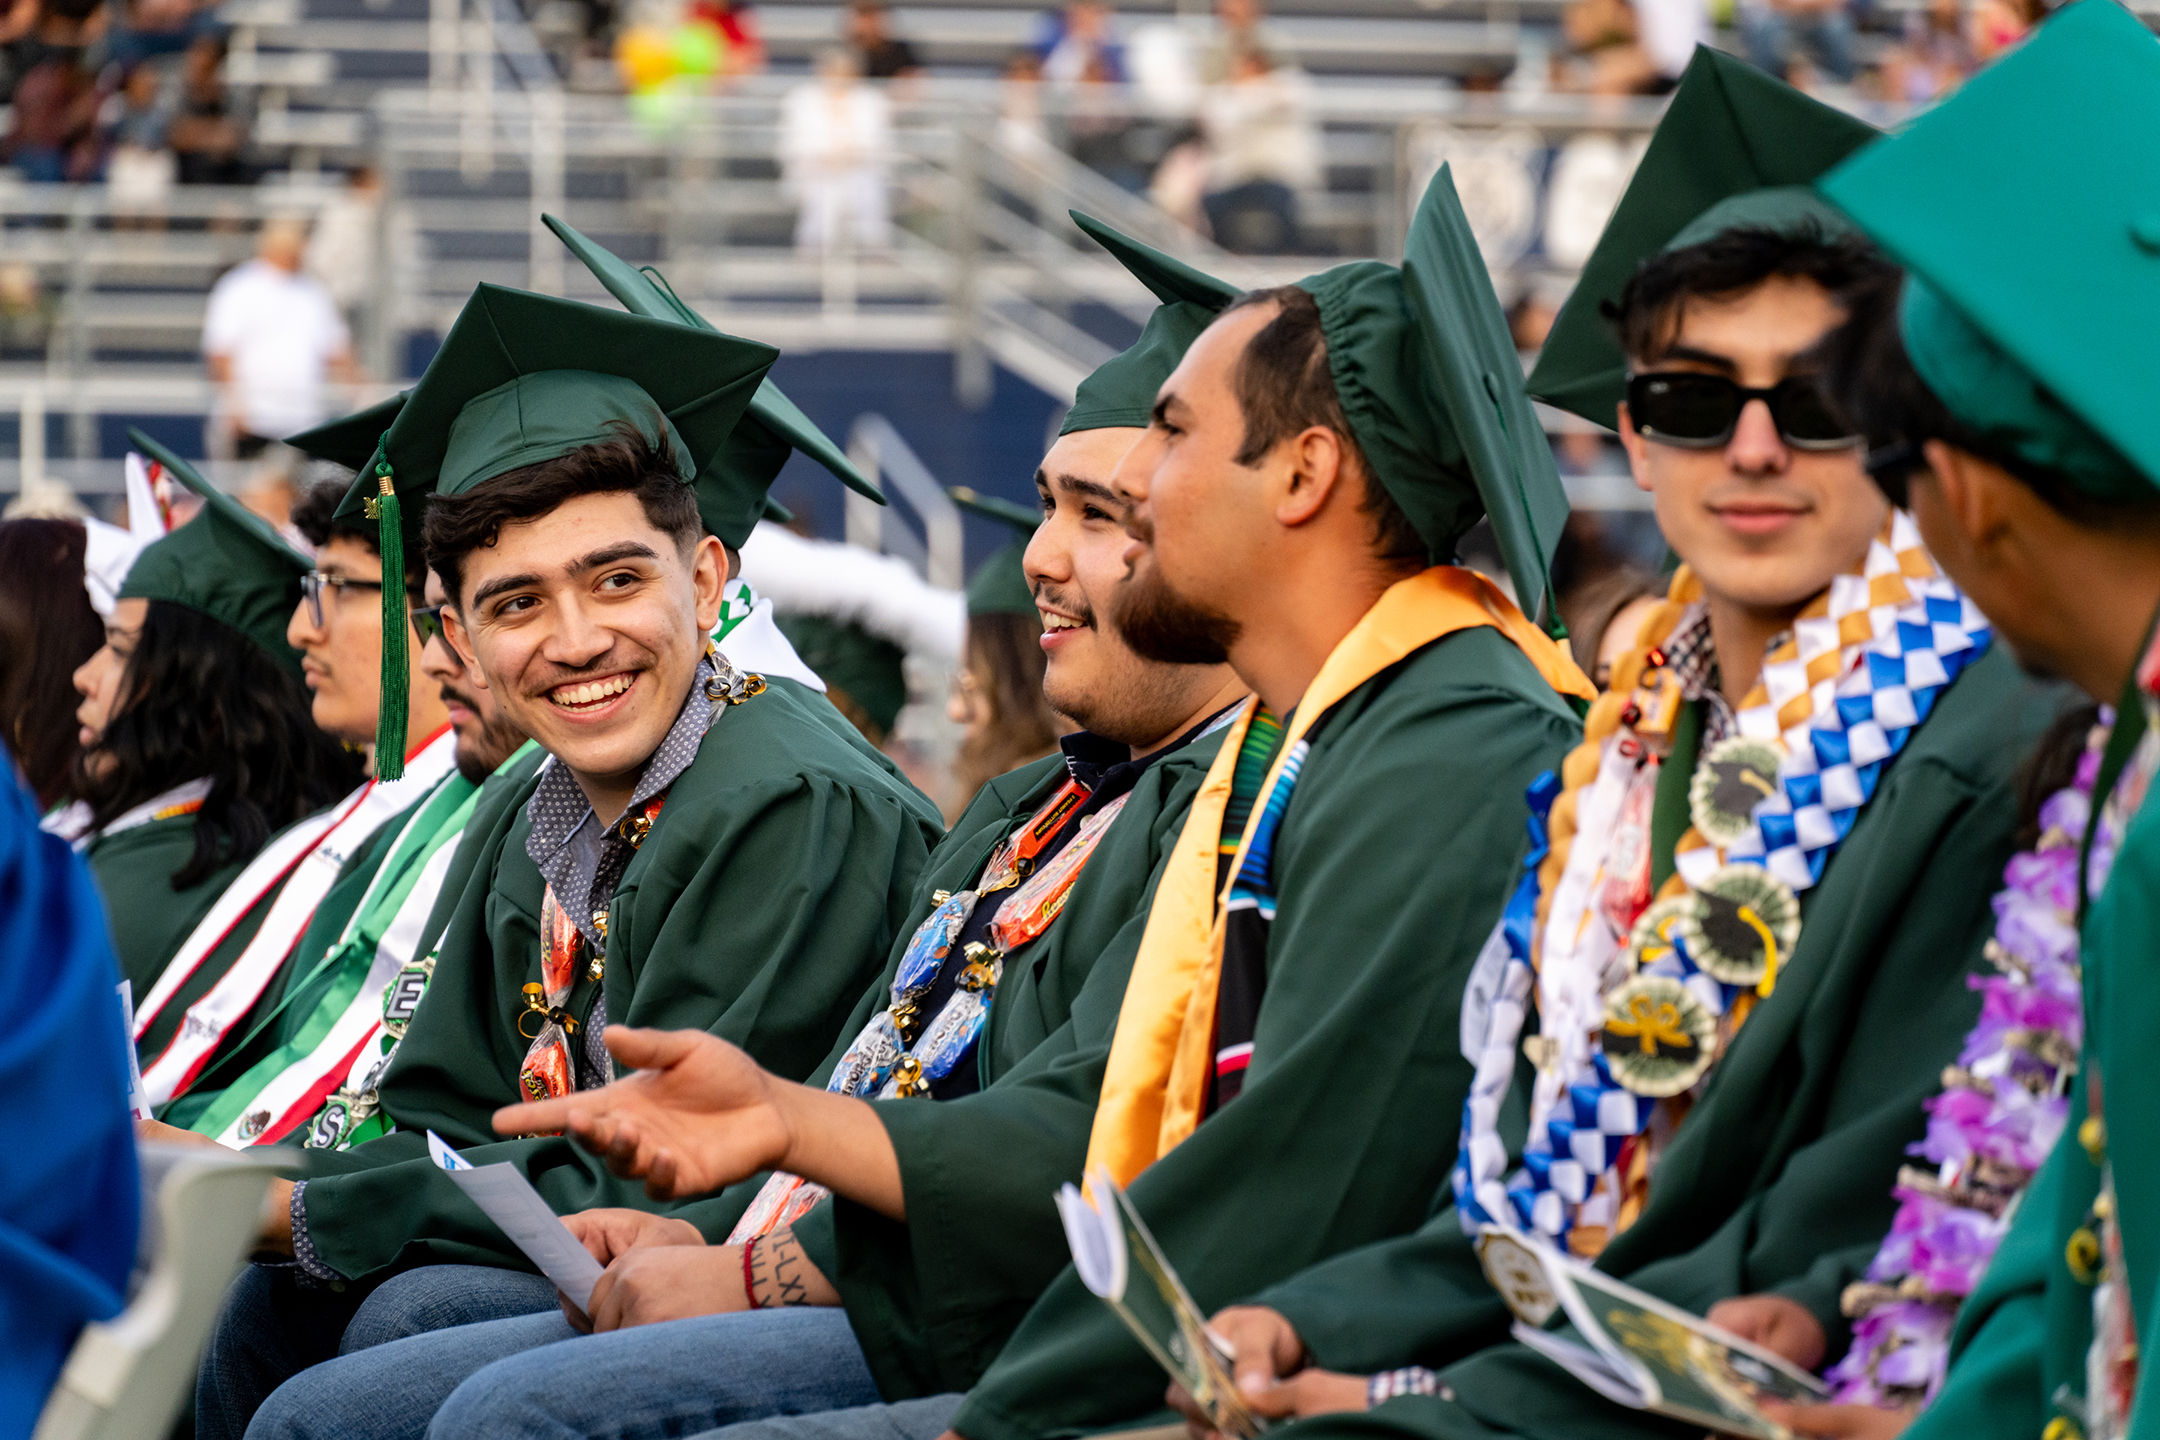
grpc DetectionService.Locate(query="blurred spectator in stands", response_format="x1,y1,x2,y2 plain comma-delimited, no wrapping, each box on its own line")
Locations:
305,165,383,324
1037,0,1123,86
169,32,251,185
780,49,894,254
1737,0,1858,87
845,2,920,79
0,264,53,357
1556,0,1700,93
1879,0,1968,100
689,0,765,75
0,518,102,811
1148,123,1208,230
203,218,357,459
105,0,215,72
105,62,178,221
1197,0,1296,83
1058,50,1145,190
1966,0,2038,62
5,0,109,183
1196,47,1316,253
997,48,1050,151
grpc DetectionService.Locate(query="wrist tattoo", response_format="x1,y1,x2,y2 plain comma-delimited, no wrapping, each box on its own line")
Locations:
748,1227,815,1308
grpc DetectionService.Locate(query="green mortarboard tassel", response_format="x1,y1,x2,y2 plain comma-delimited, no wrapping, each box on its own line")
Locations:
366,445,409,779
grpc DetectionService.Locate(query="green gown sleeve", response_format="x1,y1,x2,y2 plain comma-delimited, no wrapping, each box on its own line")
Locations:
949,629,1582,1440
1903,1125,2072,1440
298,702,946,1283
85,817,246,996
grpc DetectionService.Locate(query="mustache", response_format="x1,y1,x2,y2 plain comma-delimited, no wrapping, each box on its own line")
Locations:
438,679,481,714
1031,581,1095,628
519,648,651,699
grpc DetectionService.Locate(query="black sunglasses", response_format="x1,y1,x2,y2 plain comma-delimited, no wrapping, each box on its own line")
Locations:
1626,372,1860,452
410,603,446,646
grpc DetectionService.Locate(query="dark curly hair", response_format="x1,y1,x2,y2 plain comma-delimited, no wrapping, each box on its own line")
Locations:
74,601,364,889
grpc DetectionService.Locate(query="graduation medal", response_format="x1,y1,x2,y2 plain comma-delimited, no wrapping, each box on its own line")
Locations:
1454,514,1992,1247
731,778,1130,1243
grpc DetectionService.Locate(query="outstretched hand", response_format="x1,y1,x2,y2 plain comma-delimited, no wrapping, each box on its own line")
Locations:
491,1027,791,1200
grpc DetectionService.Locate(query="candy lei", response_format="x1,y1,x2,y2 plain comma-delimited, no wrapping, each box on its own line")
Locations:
1454,513,1992,1250
728,780,1130,1243
1824,714,2112,1409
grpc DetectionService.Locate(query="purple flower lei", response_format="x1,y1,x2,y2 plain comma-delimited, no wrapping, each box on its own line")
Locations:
1824,716,2111,1409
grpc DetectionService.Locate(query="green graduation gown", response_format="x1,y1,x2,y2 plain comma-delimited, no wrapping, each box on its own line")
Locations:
293,676,946,1282
947,626,1583,1440
1243,645,2071,1440
84,815,249,997
1903,719,2160,1440
663,722,1229,1400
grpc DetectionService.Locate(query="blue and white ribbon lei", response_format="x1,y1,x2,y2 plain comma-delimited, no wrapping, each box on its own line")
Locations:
1454,539,1992,1245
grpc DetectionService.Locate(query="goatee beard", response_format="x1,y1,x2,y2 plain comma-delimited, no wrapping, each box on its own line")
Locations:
1111,562,1239,666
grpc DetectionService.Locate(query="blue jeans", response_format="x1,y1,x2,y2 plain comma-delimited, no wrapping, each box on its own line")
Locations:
225,1265,558,1440
688,1396,967,1440
424,1307,886,1440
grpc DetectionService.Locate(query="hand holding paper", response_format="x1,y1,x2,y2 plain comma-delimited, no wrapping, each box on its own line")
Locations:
427,1131,605,1311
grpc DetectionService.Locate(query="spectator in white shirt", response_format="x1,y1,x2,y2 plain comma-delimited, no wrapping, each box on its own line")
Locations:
202,217,357,458
779,50,894,254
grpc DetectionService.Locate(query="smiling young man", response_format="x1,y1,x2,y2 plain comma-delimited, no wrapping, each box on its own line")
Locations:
189,282,946,1440
230,222,1248,1440
1143,53,2072,1440
454,178,1595,1440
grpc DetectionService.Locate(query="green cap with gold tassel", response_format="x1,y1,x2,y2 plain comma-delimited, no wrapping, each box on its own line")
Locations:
362,444,411,777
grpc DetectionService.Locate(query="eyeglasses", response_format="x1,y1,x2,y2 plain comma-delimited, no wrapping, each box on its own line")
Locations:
301,570,384,629
410,604,446,647
1625,372,1860,452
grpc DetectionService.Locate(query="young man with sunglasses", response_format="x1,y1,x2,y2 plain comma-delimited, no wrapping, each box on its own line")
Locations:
1155,52,2069,1440
131,445,466,1132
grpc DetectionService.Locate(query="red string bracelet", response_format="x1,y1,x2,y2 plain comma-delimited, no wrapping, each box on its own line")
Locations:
742,1237,765,1309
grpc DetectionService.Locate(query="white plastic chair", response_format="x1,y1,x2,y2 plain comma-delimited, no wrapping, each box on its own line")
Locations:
34,1142,299,1440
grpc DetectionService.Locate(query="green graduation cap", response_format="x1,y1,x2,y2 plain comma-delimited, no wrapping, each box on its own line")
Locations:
543,214,884,546
119,428,310,677
773,613,908,739
1312,165,1571,629
287,391,410,472
1526,46,1878,430
949,486,1039,617
1819,0,2158,500
295,390,797,528
347,282,779,774
1063,212,1240,435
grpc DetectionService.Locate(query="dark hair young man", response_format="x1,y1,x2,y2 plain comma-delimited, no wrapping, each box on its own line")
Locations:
448,171,1595,1440
1766,12,2160,1440
1151,49,2071,1440
228,217,1248,1440
189,284,947,1440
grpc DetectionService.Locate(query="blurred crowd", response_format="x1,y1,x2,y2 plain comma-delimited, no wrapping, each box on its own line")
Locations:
0,0,249,189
